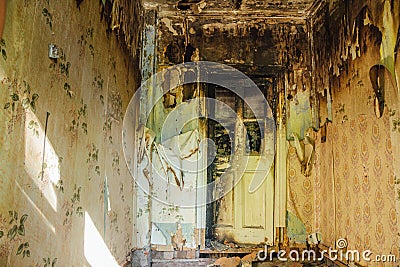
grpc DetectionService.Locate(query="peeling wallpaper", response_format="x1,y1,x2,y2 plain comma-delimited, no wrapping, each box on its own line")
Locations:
285,0,400,255
309,0,400,265
0,0,141,266
287,145,315,243
154,12,313,247
312,0,399,93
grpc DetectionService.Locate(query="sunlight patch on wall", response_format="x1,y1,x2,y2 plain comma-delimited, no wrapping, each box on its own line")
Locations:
15,180,55,233
24,109,60,211
84,212,119,267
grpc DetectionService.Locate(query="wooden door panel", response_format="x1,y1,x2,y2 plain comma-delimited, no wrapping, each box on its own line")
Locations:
242,171,266,228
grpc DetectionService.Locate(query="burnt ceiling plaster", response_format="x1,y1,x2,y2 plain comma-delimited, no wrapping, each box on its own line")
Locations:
143,0,324,18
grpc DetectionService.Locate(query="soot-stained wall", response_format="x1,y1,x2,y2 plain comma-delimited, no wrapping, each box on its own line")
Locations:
311,0,400,263
155,13,317,244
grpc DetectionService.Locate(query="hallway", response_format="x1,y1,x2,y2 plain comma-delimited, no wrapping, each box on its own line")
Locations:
0,0,399,266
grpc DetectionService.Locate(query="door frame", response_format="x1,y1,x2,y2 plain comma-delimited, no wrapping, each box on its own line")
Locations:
204,72,281,245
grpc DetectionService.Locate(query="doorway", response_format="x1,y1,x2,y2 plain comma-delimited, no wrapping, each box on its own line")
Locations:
205,76,277,245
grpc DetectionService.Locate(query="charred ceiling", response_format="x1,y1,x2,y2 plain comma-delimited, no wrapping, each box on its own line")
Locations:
145,0,322,17
143,0,323,77
157,17,310,73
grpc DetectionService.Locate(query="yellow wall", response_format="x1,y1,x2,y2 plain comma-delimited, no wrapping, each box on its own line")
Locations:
310,0,399,264
0,0,141,265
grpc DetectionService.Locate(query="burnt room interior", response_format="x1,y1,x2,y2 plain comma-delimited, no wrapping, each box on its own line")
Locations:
0,0,399,266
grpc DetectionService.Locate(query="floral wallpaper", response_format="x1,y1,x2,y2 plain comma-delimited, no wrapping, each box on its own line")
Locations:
314,113,398,264
309,1,400,265
287,94,399,265
287,145,316,243
0,0,141,266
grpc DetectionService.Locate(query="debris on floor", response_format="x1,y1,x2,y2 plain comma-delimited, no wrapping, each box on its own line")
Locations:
208,256,328,267
212,256,241,267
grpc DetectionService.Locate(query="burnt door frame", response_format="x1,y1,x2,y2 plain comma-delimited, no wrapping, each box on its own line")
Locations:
205,74,278,243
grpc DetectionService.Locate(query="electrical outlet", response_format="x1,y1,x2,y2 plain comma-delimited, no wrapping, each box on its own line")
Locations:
48,44,59,59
